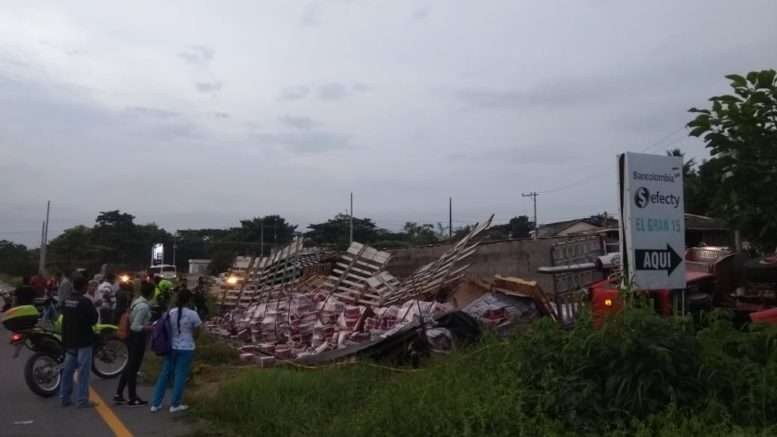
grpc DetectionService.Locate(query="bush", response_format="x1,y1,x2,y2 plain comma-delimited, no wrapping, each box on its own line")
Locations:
194,309,777,436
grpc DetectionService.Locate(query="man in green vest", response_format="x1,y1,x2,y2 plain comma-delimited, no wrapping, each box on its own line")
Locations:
151,276,173,315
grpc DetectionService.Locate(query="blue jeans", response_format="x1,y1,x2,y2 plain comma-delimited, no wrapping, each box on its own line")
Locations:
60,346,93,406
151,350,194,408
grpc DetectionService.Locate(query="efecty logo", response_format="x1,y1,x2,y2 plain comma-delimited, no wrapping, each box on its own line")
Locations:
634,187,681,209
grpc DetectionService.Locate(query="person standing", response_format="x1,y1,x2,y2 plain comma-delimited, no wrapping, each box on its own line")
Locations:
150,288,201,413
114,281,133,322
85,280,101,307
60,277,99,408
46,273,60,299
192,277,209,321
151,276,173,321
115,282,153,406
13,276,35,307
57,272,74,309
97,274,117,324
30,274,46,298
152,276,173,309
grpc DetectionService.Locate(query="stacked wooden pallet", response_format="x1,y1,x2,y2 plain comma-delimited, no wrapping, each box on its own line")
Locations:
383,215,494,305
219,256,255,308
238,240,321,308
325,242,393,306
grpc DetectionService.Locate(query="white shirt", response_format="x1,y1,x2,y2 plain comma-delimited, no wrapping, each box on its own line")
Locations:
129,297,151,333
97,281,114,309
168,307,202,351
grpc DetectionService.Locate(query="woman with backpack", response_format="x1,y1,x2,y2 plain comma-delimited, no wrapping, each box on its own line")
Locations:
150,288,201,413
114,282,153,406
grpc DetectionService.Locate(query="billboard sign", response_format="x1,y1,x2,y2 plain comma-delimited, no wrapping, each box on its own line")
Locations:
151,243,164,266
618,152,686,289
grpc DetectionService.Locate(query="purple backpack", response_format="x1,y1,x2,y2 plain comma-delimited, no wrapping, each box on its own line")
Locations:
150,311,172,356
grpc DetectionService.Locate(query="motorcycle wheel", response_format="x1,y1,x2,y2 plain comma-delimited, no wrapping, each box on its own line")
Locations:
92,338,128,378
24,352,61,398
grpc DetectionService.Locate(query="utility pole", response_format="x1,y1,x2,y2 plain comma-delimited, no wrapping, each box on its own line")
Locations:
349,192,354,244
38,200,51,275
449,197,453,240
39,221,46,274
522,192,539,239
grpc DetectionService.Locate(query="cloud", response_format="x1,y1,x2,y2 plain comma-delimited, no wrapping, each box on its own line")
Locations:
279,85,310,101
256,130,350,154
279,115,316,130
317,82,369,101
214,112,230,119
457,41,775,114
456,84,603,111
412,7,431,21
448,144,584,166
178,45,214,66
352,82,370,93
300,2,322,27
317,83,348,100
195,81,223,93
124,106,180,119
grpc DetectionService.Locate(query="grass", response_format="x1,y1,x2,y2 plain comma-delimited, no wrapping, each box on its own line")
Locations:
190,307,777,437
140,331,241,386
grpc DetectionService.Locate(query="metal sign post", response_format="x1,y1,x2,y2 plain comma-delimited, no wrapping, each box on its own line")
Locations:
618,152,686,290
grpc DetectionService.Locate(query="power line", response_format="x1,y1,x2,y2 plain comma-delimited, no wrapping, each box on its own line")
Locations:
640,126,687,153
536,125,689,196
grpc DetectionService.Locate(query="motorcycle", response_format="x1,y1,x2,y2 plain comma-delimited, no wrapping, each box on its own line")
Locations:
2,305,129,397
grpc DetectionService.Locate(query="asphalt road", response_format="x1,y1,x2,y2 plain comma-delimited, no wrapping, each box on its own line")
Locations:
0,325,196,437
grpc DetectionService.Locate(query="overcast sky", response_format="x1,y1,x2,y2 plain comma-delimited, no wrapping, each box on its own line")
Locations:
1,1,775,247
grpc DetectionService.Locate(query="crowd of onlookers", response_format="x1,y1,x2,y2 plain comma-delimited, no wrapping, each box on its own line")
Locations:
6,271,209,324
3,270,210,413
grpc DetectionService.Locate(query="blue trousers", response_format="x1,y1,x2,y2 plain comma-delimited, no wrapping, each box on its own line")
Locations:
60,346,93,406
151,350,194,408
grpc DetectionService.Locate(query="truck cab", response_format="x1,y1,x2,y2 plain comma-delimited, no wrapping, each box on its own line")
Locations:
148,264,177,281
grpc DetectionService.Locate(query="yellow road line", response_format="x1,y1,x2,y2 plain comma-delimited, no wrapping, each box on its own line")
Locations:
89,387,133,437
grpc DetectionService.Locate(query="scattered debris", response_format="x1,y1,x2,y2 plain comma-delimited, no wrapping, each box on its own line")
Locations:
208,216,498,363
208,214,596,364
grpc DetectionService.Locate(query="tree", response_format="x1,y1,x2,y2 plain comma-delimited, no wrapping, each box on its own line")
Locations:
402,222,438,245
687,69,777,251
481,216,534,241
47,225,99,272
0,240,36,277
95,210,135,228
306,214,379,248
667,149,702,214
508,215,534,239
238,215,298,253
47,211,173,273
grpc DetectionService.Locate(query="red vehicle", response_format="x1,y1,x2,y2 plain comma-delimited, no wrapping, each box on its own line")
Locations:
591,246,737,325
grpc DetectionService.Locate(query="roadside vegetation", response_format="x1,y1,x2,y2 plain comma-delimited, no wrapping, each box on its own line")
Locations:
0,273,21,286
140,331,241,385
190,306,777,437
